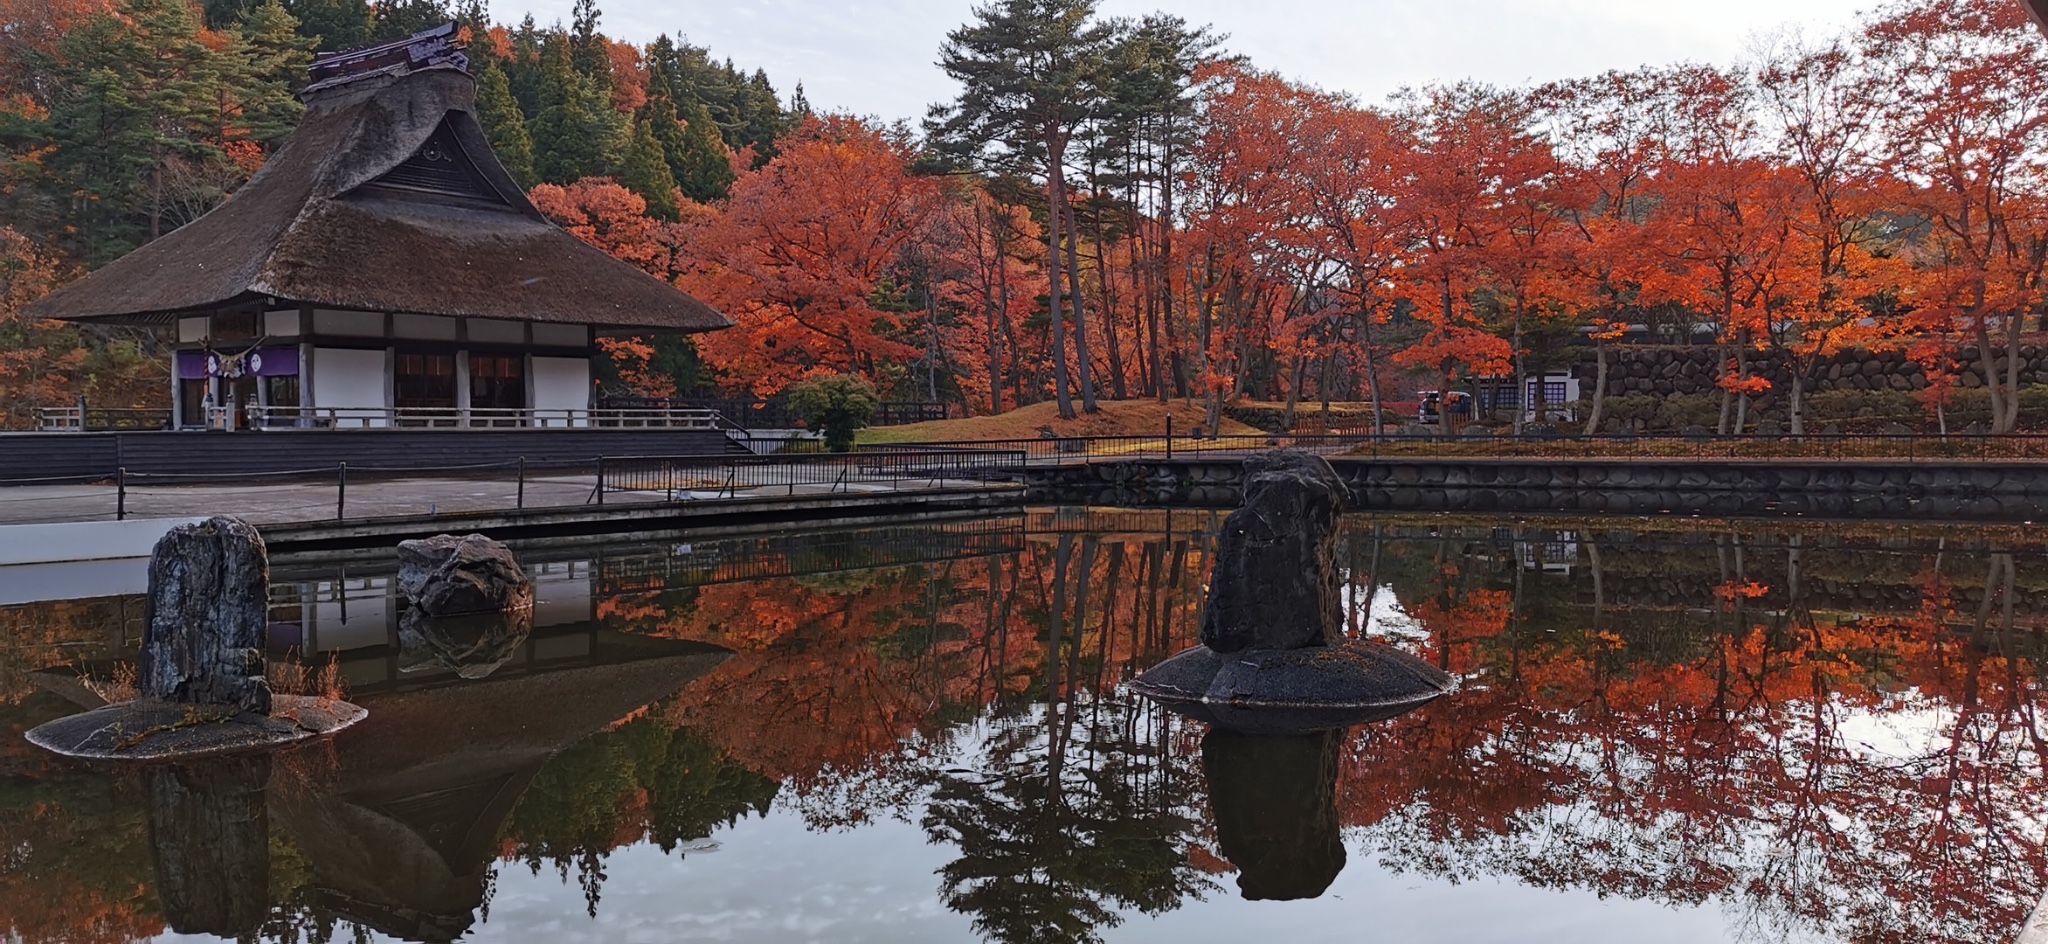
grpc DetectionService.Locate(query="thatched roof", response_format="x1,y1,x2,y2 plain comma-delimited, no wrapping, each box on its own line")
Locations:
25,64,729,333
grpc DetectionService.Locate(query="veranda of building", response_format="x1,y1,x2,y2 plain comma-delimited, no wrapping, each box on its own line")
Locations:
24,29,729,431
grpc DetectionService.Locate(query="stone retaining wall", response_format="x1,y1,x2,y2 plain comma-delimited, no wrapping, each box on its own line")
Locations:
1026,457,2048,521
1584,344,2045,400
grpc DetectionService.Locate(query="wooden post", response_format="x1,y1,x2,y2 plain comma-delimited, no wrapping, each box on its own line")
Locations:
516,457,526,510
335,463,346,521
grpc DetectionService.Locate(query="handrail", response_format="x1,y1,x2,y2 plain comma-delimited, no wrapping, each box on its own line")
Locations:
595,448,1029,500
35,406,173,432
242,405,727,430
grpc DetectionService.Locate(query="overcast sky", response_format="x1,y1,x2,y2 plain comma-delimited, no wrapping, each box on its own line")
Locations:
505,0,1879,120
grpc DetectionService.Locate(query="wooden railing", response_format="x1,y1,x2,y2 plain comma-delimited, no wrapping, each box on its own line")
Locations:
600,396,951,429
239,405,730,430
35,407,173,432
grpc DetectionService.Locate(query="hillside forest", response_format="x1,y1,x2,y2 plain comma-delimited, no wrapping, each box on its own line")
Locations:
1,0,2046,433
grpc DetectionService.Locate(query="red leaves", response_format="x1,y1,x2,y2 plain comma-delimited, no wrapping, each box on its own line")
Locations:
682,117,940,396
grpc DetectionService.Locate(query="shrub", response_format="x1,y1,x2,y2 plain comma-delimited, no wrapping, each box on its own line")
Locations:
785,374,880,452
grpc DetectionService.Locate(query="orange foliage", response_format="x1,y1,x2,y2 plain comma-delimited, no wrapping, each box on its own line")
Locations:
681,117,942,396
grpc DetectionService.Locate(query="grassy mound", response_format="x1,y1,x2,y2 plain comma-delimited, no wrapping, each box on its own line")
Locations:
861,399,1262,444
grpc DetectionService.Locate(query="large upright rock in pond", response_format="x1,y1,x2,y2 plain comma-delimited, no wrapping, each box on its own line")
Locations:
1201,450,1347,653
398,534,534,617
26,515,366,760
1132,449,1455,734
139,516,271,715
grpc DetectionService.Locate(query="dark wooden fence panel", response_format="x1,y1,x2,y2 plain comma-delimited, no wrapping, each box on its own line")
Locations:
0,429,738,479
0,433,122,482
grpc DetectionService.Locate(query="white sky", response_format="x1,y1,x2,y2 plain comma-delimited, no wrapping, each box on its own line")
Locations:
504,0,1879,120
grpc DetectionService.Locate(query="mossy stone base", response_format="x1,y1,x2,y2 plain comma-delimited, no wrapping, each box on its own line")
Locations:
1133,641,1454,734
25,695,366,761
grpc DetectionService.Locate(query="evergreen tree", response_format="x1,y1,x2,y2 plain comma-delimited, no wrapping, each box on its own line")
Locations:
43,0,247,258
568,0,611,91
474,57,534,187
238,0,317,145
620,114,681,220
673,99,735,202
934,0,1120,417
528,34,625,182
504,15,546,115
451,0,490,32
202,0,262,28
282,0,372,51
369,0,452,42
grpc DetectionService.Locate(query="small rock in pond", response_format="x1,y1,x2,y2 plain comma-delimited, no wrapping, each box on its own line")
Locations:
398,534,535,617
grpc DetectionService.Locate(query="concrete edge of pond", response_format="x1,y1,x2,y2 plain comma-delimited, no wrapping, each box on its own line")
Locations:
257,483,1028,551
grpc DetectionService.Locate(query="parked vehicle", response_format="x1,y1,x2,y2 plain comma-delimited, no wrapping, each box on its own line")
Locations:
1417,390,1473,425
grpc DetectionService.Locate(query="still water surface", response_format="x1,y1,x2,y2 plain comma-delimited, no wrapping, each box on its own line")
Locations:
1,509,2042,944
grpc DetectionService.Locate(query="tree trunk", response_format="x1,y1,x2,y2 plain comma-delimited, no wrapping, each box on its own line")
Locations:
1583,343,1609,436
1091,204,1128,399
1360,308,1384,434
1789,372,1806,437
1282,353,1304,430
1043,170,1074,420
1061,199,1099,412
1734,341,1752,434
1511,313,1527,434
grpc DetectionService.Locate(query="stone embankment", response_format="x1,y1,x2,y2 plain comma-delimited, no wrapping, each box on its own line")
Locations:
1028,456,2048,521
1586,344,2048,399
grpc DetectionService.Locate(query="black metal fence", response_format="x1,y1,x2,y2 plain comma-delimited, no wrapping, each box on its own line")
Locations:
0,448,1026,526
595,448,1027,501
879,430,2048,465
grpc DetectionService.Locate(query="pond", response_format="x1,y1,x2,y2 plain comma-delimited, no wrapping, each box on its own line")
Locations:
1,509,2042,944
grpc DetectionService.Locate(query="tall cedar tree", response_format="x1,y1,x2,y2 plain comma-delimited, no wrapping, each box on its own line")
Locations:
529,34,625,183
238,0,317,145
621,113,682,220
474,57,536,187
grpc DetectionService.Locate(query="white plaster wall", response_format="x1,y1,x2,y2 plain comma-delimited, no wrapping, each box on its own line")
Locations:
313,347,389,425
532,356,591,424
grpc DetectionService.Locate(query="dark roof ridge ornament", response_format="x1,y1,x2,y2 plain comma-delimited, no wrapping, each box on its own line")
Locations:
306,22,468,96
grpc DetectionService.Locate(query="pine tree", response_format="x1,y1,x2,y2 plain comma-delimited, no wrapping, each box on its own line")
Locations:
673,99,736,202
620,114,680,220
935,0,1119,417
202,0,261,28
474,57,534,187
44,0,248,257
282,0,372,51
238,0,316,146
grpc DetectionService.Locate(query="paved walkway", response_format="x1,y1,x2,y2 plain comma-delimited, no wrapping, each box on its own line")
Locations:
0,471,993,527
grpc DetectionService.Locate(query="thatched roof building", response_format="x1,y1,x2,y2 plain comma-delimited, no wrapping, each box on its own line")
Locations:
26,28,728,431
26,56,723,331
